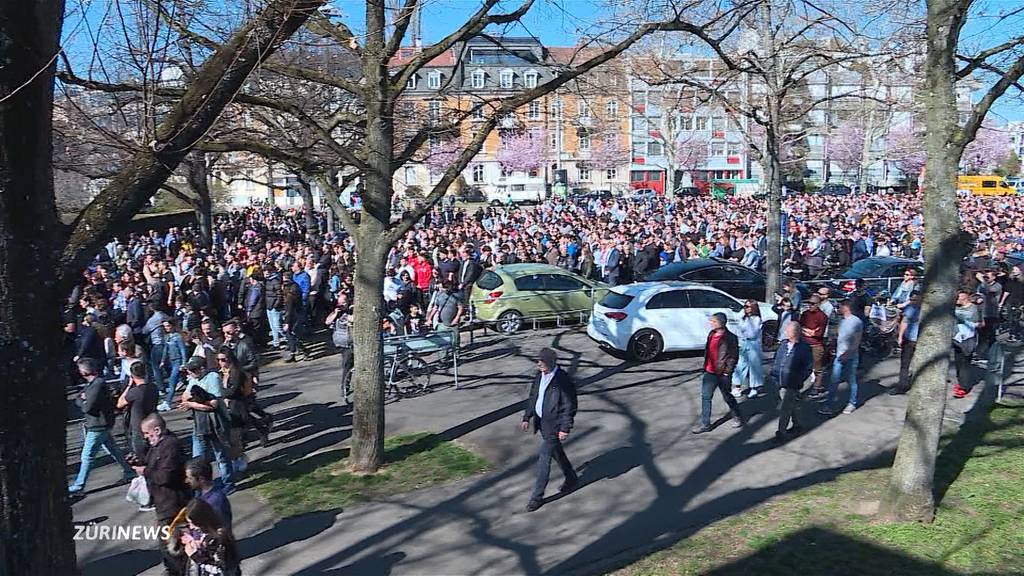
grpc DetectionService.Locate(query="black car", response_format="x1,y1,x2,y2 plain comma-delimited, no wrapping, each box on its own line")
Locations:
820,183,852,196
643,258,779,301
674,186,702,197
828,256,923,296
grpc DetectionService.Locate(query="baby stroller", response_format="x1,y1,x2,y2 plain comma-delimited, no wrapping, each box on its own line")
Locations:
863,300,900,357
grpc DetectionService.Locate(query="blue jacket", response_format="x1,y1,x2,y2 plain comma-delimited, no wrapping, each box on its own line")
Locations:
772,339,813,390
294,271,311,301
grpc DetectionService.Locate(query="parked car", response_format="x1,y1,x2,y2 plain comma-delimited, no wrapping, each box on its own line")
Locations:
643,258,798,302
470,264,609,334
820,183,852,196
456,186,486,203
674,186,702,197
828,256,923,296
588,282,778,361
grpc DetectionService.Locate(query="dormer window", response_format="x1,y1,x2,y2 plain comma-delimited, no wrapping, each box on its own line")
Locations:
524,70,538,88
499,69,514,89
406,75,417,90
471,70,485,89
428,71,441,89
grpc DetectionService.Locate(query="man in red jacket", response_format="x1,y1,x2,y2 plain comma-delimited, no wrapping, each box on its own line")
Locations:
799,295,830,398
693,313,744,434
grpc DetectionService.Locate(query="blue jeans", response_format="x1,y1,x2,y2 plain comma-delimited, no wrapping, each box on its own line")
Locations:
826,354,860,407
164,359,182,404
71,428,134,490
148,344,165,391
192,433,236,492
732,341,764,390
267,309,283,346
701,372,743,427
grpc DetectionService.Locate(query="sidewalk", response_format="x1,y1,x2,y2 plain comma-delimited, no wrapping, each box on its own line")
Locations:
72,330,1020,575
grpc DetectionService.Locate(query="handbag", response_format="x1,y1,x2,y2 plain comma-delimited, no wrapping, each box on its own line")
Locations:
126,476,151,506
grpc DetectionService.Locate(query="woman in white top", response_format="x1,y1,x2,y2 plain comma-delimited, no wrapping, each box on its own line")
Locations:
732,299,765,399
952,290,981,398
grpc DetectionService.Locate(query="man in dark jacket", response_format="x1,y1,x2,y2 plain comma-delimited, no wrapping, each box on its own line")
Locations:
771,321,813,442
520,347,578,512
125,285,146,338
135,413,190,576
264,266,285,348
69,358,135,493
693,313,744,434
241,273,266,345
456,246,483,296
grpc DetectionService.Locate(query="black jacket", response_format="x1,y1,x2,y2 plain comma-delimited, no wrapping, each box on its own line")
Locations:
75,325,106,362
771,339,814,390
457,259,483,290
702,328,739,376
78,375,116,430
143,431,191,521
265,273,283,311
126,297,145,334
522,368,577,439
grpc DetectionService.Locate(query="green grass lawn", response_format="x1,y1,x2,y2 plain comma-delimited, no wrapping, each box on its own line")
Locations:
616,405,1024,576
250,433,490,517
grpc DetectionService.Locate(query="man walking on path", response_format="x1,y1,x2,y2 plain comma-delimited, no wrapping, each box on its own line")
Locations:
521,348,578,512
800,295,829,399
692,313,744,434
820,300,864,416
772,322,813,442
69,358,135,494
891,291,921,395
135,413,190,575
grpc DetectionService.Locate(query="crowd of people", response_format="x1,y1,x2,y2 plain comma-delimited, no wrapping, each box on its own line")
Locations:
64,188,1024,562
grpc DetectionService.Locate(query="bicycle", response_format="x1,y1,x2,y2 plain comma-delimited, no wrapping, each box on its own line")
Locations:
384,342,431,399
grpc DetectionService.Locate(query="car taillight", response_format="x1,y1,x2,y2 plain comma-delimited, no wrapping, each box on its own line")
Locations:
483,291,503,304
604,311,628,321
842,281,855,293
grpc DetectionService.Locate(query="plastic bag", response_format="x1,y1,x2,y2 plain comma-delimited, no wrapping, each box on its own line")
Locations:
126,476,151,506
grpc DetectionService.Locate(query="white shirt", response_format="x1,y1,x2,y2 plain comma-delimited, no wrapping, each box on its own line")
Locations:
535,367,558,417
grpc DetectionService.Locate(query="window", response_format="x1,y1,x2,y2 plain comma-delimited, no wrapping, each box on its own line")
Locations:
528,101,541,120
688,289,742,312
578,167,591,181
578,131,591,151
544,274,586,291
550,99,563,118
606,100,619,118
578,100,591,118
631,171,645,182
647,141,663,155
524,70,538,88
599,292,634,309
476,271,504,290
427,71,441,89
471,70,485,89
472,164,485,183
646,290,690,309
428,101,441,121
404,166,416,184
606,168,618,180
513,274,545,291
427,133,440,147
511,183,525,191
679,115,693,130
982,180,996,188
529,168,539,177
500,166,512,178
406,75,417,89
710,142,726,156
499,69,514,89
649,172,662,181
550,131,560,150
711,115,726,132
727,142,744,156
473,105,485,120
695,116,708,131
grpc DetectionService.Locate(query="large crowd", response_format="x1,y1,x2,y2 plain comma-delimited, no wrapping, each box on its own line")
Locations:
64,189,1024,571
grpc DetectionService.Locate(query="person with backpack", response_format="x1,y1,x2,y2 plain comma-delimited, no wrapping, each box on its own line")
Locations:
326,295,353,403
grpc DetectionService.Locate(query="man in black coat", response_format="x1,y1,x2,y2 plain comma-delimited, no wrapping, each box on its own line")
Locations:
771,321,813,442
134,413,190,575
456,246,483,295
520,347,578,512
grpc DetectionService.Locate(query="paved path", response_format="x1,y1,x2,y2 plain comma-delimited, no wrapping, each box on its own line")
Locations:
72,329,1023,575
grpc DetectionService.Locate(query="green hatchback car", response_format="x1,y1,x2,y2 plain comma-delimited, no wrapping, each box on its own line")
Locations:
470,264,609,334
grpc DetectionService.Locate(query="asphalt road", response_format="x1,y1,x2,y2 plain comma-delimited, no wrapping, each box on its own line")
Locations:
70,326,1019,575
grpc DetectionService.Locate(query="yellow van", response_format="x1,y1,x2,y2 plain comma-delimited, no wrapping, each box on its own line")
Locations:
957,175,1017,196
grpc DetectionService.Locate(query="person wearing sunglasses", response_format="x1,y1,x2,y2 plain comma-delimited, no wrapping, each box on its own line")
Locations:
732,300,765,399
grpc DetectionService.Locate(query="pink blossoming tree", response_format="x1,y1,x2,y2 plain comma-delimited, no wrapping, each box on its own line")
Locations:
962,124,1013,173
887,122,927,178
497,129,547,173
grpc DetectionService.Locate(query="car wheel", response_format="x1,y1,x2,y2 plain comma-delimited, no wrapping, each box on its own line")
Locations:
761,320,779,350
628,329,663,362
496,310,523,334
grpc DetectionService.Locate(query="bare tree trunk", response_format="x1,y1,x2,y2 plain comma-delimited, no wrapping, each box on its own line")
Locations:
859,107,877,193
185,153,214,248
296,174,319,239
0,1,79,574
348,0,393,473
880,0,966,522
764,132,784,298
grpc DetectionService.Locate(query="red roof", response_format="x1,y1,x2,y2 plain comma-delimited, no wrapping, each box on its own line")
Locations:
389,47,456,67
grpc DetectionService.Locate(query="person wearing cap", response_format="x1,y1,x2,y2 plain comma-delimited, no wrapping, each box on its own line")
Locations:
693,313,744,434
520,348,578,512
799,295,830,398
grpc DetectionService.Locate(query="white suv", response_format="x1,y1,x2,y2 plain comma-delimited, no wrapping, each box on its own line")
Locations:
587,282,778,362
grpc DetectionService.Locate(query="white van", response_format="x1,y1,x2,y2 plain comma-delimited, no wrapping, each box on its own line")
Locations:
485,182,547,205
